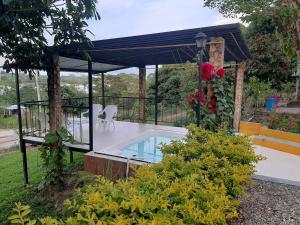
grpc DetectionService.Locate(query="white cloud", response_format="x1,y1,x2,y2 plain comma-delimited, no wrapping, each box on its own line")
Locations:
87,0,228,40
1,1,243,75
214,17,241,26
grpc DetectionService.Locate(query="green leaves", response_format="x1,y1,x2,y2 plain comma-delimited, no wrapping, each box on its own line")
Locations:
203,0,299,83
0,0,100,72
39,127,74,187
44,133,59,145
9,126,261,224
8,203,36,225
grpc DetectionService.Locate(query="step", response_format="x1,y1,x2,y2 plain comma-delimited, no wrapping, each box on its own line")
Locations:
260,127,300,144
253,135,300,156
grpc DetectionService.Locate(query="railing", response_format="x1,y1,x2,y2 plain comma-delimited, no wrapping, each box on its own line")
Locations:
21,96,195,144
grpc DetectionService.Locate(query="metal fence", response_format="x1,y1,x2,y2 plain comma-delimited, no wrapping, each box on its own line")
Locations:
21,96,195,144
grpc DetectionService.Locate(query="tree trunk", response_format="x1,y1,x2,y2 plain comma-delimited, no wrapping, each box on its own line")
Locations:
297,50,300,100
233,62,246,132
33,70,42,111
295,1,300,100
47,54,62,133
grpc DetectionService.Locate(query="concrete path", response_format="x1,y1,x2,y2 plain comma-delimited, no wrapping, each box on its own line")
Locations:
0,129,18,150
254,145,300,186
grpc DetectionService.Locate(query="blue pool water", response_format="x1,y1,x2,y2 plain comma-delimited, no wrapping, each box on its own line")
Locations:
120,134,183,163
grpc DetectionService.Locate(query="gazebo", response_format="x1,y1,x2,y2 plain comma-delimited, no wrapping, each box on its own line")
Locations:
13,23,250,184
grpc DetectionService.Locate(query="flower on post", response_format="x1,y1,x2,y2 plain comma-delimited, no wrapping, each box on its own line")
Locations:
188,64,226,116
193,90,206,104
188,95,196,105
187,90,206,106
216,68,225,78
201,63,215,81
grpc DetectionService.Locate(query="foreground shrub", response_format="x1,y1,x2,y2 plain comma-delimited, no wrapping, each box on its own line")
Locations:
9,125,261,225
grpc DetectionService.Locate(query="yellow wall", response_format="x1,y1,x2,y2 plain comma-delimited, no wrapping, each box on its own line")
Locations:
240,122,262,135
240,121,300,156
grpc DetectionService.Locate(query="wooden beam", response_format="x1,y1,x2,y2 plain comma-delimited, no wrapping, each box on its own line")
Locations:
295,49,300,100
77,41,224,53
139,66,146,122
233,62,246,132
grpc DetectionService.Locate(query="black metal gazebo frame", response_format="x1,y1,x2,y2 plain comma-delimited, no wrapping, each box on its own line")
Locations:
13,23,251,185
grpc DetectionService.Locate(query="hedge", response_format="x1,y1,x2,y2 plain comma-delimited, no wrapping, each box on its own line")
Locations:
9,125,261,225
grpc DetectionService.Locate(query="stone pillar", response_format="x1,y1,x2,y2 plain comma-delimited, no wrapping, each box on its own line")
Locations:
47,53,62,133
208,37,225,106
209,37,225,70
139,66,146,122
233,62,246,132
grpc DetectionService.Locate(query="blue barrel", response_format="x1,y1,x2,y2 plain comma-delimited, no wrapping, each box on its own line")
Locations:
266,97,277,112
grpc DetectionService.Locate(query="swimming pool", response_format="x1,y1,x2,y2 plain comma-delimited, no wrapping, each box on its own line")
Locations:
120,134,184,163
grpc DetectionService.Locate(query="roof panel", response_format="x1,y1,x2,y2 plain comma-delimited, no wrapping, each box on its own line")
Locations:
59,56,126,73
58,23,250,72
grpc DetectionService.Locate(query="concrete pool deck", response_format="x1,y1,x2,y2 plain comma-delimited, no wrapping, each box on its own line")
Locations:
24,121,300,185
82,121,187,178
254,145,300,186
82,122,300,185
76,121,187,153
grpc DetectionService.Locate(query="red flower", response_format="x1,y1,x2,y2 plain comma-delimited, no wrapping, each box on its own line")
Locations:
193,90,206,104
201,63,215,81
187,96,196,105
216,68,225,78
188,90,206,105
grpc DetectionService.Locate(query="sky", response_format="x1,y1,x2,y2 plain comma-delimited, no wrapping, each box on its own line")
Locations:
87,0,239,40
85,0,240,75
0,0,240,75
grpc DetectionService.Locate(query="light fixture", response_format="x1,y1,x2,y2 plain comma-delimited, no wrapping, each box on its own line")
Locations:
194,32,207,49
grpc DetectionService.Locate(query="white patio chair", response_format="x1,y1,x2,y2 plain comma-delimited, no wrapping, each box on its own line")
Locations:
77,104,103,141
80,104,103,124
99,105,118,128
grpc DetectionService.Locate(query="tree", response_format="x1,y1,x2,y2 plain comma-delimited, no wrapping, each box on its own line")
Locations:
204,0,300,98
94,73,139,97
0,0,100,70
0,0,100,132
245,17,295,87
148,63,197,104
0,0,100,185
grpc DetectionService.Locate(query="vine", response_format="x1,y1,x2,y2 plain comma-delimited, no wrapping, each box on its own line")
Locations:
39,127,74,188
188,63,234,131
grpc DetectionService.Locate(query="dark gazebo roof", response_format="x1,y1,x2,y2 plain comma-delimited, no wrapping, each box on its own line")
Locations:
58,23,250,73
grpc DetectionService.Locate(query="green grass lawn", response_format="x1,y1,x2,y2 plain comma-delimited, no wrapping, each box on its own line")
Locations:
0,148,84,225
0,116,19,129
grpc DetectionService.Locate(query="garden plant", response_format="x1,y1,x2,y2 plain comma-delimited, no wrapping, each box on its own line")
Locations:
188,63,234,131
9,125,261,225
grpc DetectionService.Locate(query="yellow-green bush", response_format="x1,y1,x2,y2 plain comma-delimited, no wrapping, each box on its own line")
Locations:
9,125,261,225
